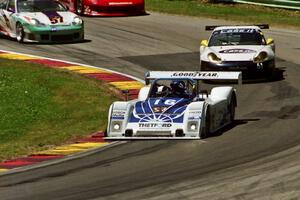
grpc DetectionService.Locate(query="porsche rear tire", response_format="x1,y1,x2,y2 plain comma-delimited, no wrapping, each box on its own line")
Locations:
16,23,24,43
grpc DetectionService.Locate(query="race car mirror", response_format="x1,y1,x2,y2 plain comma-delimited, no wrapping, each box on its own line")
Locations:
200,40,208,47
266,38,274,45
7,7,15,13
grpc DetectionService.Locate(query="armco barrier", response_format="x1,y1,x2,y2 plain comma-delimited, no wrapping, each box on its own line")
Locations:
218,0,300,10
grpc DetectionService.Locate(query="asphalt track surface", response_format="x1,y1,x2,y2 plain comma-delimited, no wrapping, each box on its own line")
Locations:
0,13,300,199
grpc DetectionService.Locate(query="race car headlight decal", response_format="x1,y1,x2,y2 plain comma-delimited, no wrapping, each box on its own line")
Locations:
190,124,197,131
207,52,222,64
73,17,83,25
111,121,122,132
188,122,198,132
114,124,120,130
29,18,45,26
29,18,38,25
253,51,268,63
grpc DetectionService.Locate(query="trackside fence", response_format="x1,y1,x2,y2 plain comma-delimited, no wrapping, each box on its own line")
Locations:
218,0,300,10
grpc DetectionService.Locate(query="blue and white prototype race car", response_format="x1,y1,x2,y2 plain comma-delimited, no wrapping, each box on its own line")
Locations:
105,71,241,139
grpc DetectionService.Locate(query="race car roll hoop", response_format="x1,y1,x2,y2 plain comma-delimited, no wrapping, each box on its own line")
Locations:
105,71,241,140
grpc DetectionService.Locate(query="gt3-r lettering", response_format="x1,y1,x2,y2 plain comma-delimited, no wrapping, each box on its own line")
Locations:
220,28,255,34
219,49,256,54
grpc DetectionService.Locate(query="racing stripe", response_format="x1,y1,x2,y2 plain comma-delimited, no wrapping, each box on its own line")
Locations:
42,11,63,24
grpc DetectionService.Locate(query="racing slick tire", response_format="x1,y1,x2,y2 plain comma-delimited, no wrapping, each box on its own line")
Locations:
265,59,276,80
76,0,83,15
229,95,236,123
16,23,24,43
200,107,210,139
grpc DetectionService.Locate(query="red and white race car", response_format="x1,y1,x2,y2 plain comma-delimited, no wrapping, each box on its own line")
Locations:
59,0,145,16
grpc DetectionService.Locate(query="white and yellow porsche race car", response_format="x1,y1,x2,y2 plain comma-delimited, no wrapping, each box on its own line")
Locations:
200,24,275,79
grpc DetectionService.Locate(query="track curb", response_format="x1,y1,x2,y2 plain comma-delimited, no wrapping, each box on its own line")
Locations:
0,50,144,175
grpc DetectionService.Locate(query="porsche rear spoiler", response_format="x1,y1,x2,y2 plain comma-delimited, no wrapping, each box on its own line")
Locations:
145,71,242,85
205,24,269,31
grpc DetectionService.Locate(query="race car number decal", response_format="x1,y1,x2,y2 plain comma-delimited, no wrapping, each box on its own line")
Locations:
154,99,177,106
42,11,64,24
50,16,63,24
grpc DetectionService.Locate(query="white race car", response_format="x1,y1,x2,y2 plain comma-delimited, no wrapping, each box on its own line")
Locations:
0,0,84,43
200,24,275,79
105,71,241,139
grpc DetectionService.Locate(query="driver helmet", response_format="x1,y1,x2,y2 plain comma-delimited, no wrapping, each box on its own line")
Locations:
170,80,186,95
156,85,169,97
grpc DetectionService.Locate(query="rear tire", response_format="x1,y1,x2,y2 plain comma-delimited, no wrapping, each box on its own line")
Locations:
16,23,24,43
76,0,83,15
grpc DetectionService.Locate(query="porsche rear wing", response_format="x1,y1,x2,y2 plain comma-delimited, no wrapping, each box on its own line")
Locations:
145,71,242,85
205,24,269,31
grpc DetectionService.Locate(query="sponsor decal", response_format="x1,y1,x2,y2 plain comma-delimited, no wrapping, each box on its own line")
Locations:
188,111,202,120
3,14,11,29
138,123,172,129
109,2,133,5
219,49,256,54
153,106,168,113
188,116,200,120
112,111,126,117
171,72,218,78
112,116,124,120
219,28,255,34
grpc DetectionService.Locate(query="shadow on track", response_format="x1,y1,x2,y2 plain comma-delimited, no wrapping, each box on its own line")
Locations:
209,118,260,138
0,35,91,45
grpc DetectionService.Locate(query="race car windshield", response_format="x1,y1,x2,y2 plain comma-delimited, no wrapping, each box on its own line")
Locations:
17,0,67,12
149,79,196,99
209,29,266,46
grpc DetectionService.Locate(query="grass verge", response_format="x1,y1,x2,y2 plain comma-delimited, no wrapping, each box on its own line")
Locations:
0,58,117,161
145,0,300,28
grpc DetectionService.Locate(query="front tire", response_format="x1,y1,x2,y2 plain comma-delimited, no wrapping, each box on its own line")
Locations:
229,101,235,122
16,23,24,43
266,60,276,80
228,95,236,123
200,107,210,139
